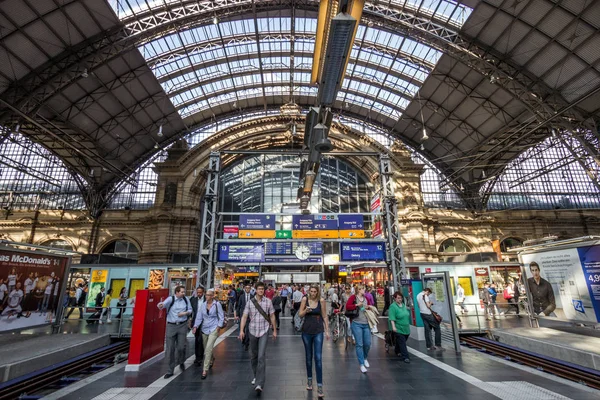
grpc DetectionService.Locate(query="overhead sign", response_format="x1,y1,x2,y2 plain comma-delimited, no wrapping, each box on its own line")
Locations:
275,230,292,239
339,230,366,238
292,214,338,230
293,242,323,255
265,242,293,255
238,230,276,239
339,266,347,276
240,215,275,230
338,214,364,229
293,230,338,239
223,225,239,239
340,242,386,262
264,257,322,263
218,243,264,263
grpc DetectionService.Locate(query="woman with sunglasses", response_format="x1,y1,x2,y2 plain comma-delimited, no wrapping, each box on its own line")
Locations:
389,291,411,363
192,288,224,379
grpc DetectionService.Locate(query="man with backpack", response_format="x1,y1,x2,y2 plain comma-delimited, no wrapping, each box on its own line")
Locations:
157,285,192,378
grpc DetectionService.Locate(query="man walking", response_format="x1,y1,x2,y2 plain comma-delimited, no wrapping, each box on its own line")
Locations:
280,285,289,315
190,286,206,366
65,283,85,319
239,282,277,394
235,284,253,351
157,285,192,378
417,287,443,351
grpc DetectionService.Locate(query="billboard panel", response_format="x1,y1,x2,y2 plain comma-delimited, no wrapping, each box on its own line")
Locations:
521,245,600,322
0,247,70,332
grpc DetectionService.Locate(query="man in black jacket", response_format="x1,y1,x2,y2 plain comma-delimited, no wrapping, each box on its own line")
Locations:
234,284,253,351
190,286,205,366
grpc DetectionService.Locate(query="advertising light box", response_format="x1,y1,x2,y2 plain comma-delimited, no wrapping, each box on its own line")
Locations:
340,242,386,262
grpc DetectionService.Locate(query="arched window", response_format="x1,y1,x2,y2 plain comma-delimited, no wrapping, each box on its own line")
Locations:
439,238,472,253
500,237,523,252
101,240,139,260
41,239,73,251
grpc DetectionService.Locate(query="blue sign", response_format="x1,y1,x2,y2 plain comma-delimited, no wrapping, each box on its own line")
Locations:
573,299,585,313
265,242,293,255
340,242,386,262
576,245,600,321
292,214,338,230
293,242,323,255
240,215,275,230
338,214,364,229
218,243,264,262
264,256,322,263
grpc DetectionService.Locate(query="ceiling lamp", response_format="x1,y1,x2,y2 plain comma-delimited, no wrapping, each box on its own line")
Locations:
213,16,218,24
421,127,429,141
157,124,163,137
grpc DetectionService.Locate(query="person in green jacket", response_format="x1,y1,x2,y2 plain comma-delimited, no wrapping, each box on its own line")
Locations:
388,291,411,363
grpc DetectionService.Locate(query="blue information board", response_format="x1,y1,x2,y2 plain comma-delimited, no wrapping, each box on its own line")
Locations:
218,243,264,262
265,242,293,255
292,215,338,230
338,214,364,229
340,242,386,261
240,215,275,230
293,242,323,255
264,256,322,263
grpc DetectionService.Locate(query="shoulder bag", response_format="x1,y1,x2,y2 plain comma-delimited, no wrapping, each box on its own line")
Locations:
344,295,359,318
251,298,271,326
424,294,442,323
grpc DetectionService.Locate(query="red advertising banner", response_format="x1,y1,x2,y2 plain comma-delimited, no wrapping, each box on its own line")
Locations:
0,247,70,332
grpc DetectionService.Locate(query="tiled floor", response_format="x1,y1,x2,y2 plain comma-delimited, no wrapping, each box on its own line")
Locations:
47,317,600,400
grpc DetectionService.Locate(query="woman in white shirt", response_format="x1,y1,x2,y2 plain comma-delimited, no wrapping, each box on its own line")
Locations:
192,288,224,380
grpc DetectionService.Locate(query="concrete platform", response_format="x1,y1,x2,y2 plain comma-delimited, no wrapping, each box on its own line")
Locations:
490,327,600,371
0,333,111,382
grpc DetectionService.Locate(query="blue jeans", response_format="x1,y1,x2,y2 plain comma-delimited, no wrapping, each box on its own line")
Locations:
351,322,371,366
302,332,324,384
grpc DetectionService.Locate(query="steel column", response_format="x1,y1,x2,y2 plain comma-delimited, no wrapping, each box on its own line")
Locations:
197,152,221,288
379,154,406,292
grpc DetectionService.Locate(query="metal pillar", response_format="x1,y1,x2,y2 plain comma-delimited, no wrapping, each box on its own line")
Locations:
379,154,407,292
197,152,221,289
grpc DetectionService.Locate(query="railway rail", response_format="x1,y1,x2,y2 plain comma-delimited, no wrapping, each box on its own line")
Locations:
461,336,600,390
0,341,129,400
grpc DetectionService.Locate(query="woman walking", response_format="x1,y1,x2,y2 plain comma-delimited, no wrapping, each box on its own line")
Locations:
299,285,329,398
345,284,375,373
192,288,224,379
115,287,128,319
99,288,113,324
389,291,411,363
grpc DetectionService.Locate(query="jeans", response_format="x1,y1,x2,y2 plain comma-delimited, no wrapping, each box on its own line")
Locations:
202,329,219,371
351,322,371,366
249,333,269,387
41,294,51,312
165,323,188,374
302,332,324,384
420,313,441,348
394,332,410,359
100,307,111,321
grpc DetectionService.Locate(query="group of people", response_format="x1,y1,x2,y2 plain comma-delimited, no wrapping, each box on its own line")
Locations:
157,281,414,397
0,269,61,319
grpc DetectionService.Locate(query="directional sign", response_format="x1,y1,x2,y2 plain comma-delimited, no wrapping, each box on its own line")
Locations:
239,229,276,239
218,243,264,262
338,214,364,229
264,256,322,263
275,230,292,239
240,214,275,230
339,230,366,238
265,242,293,255
292,214,338,230
340,242,386,261
293,230,338,239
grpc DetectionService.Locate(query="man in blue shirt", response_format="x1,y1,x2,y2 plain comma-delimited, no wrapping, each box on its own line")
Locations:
158,285,192,378
280,285,289,316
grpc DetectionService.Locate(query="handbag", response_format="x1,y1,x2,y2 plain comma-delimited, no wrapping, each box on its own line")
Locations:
344,295,359,318
293,311,304,332
424,292,443,323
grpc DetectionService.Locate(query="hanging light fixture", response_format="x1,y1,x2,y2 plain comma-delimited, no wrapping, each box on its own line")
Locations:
420,143,425,151
213,16,218,24
14,124,20,133
421,127,429,141
157,124,163,137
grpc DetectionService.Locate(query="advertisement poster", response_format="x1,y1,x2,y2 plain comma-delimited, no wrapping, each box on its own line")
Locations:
87,269,108,308
0,248,70,332
422,274,451,322
521,246,599,323
148,269,166,290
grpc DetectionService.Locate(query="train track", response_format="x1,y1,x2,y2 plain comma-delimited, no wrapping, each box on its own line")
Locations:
461,336,600,390
0,341,129,400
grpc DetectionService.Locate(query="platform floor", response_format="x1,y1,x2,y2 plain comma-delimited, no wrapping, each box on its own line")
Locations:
41,316,599,400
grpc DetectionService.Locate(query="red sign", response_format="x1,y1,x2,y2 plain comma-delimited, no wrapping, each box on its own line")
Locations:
370,195,381,213
474,267,489,276
425,268,432,273
0,248,70,332
372,220,383,238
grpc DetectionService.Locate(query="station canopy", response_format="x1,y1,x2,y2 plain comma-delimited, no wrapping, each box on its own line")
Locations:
0,0,599,209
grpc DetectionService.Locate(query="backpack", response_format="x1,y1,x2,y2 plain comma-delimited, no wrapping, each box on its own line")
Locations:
503,288,512,300
167,295,191,320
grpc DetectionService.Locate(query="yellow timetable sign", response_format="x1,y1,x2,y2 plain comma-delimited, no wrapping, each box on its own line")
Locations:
234,272,260,277
292,230,338,239
339,230,365,238
239,229,276,239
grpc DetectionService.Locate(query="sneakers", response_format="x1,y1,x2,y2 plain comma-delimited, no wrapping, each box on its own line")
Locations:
427,346,437,351
317,386,324,398
251,378,256,385
107,319,112,324
364,359,370,368
99,320,104,325
255,385,262,393
404,358,411,363
360,365,367,373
